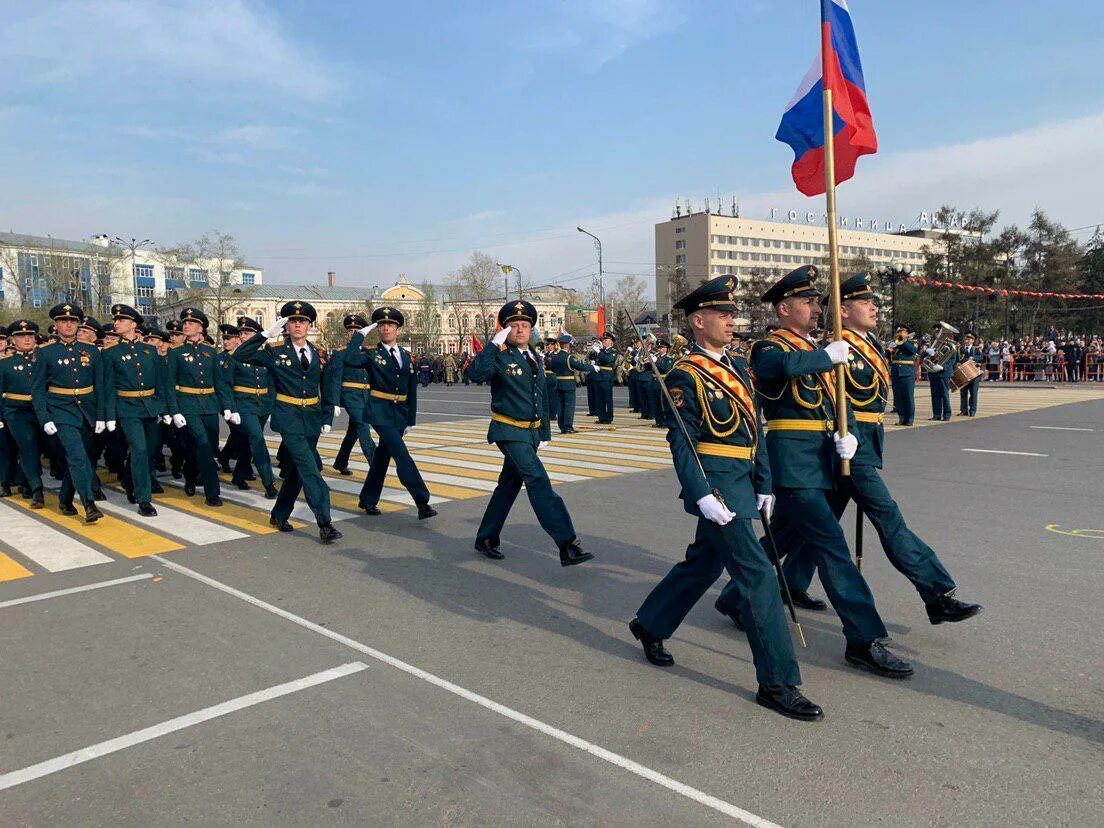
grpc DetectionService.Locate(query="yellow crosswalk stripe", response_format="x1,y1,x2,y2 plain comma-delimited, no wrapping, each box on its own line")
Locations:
414,447,613,479
153,482,299,533
0,551,34,582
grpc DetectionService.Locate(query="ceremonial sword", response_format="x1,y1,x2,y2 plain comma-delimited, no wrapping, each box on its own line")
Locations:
625,311,806,647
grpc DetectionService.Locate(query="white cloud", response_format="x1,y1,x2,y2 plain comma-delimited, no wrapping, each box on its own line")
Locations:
529,0,685,71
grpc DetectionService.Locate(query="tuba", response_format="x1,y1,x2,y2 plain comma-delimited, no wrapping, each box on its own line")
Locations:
921,321,960,372
669,333,688,357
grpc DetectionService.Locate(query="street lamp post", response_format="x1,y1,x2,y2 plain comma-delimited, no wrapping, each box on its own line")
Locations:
113,235,154,314
576,226,603,309
879,261,912,332
497,262,522,300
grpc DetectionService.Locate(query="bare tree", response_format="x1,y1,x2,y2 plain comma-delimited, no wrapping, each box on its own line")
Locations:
162,231,255,325
606,275,650,322
412,280,441,353
453,251,501,342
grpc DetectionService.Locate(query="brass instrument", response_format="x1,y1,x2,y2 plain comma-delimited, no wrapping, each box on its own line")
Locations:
669,332,689,358
893,330,917,345
921,321,960,372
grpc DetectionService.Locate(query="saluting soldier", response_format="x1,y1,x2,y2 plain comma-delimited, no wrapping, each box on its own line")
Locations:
886,323,918,426
215,323,245,478
957,332,983,416
31,303,105,523
467,300,592,566
925,324,956,421
329,313,378,478
782,274,983,625
101,303,167,516
164,307,223,505
546,333,597,434
649,339,674,428
343,306,436,520
541,336,560,425
629,276,822,721
219,317,278,497
235,301,341,543
591,332,618,425
716,266,914,678
0,320,45,507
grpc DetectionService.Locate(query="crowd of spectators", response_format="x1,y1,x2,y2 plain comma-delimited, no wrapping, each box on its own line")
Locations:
980,335,1104,382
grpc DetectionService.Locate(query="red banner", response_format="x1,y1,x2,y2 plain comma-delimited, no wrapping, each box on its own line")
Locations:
596,305,606,337
470,333,482,354
904,275,1104,301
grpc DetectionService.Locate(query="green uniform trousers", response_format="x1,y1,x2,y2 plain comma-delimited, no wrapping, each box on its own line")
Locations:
476,441,575,548
272,432,331,526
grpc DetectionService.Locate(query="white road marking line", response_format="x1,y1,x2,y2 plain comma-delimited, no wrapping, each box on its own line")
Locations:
1029,425,1094,431
161,479,358,523
0,661,367,792
96,489,247,545
962,448,1049,457
0,574,154,609
152,557,780,828
426,445,647,474
0,501,113,571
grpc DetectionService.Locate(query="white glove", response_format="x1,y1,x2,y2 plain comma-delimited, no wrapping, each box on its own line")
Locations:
756,493,775,522
537,440,549,450
321,424,332,433
229,412,241,425
172,413,187,429
222,409,232,421
923,347,935,356
94,420,106,434
106,420,117,432
333,405,341,419
357,322,378,337
492,325,511,346
261,318,286,339
696,493,735,526
824,340,851,365
161,415,172,425
589,342,601,353
590,364,599,372
43,421,58,436
927,364,943,373
0,420,4,429
834,432,858,460
403,426,412,436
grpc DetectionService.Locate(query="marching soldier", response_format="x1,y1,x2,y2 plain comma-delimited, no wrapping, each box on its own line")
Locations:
628,276,822,721
468,300,592,566
627,338,641,412
925,324,956,421
222,317,278,496
329,313,378,479
31,303,105,523
235,301,341,543
716,266,914,678
635,340,654,419
101,303,167,516
216,323,244,477
649,339,674,427
541,336,560,425
343,307,436,520
76,316,101,346
547,333,596,434
886,323,918,426
0,320,45,507
165,307,223,505
782,274,983,625
591,332,618,425
958,332,983,416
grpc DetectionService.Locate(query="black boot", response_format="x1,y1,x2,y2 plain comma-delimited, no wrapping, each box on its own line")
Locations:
926,593,983,625
205,496,223,507
84,504,104,524
138,502,157,517
787,588,828,611
714,598,744,631
629,618,674,666
0,484,11,497
30,489,45,509
269,515,294,532
126,490,137,504
756,685,824,721
333,465,353,476
263,483,279,499
235,480,250,490
59,502,78,516
362,503,381,516
559,537,594,567
319,522,342,544
150,481,164,494
845,640,914,679
475,538,504,560
184,481,196,497
417,503,438,520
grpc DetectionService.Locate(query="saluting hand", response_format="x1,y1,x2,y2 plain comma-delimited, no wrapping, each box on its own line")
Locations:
491,325,511,347
358,322,378,337
261,318,286,340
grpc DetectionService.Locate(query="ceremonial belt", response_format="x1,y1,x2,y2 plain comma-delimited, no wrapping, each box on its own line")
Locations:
597,366,614,371
893,360,916,365
176,385,215,395
697,443,753,460
275,393,320,406
2,392,32,401
767,329,836,404
854,411,884,424
117,389,155,398
341,381,370,390
555,375,575,380
841,329,891,389
766,419,834,433
233,386,269,395
491,412,541,429
48,386,93,396
371,390,407,402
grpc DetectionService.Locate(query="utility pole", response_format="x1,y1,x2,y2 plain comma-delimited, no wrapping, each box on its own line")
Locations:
576,226,603,307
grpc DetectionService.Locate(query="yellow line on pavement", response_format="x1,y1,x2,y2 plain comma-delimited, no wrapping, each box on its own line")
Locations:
0,551,34,582
158,481,300,533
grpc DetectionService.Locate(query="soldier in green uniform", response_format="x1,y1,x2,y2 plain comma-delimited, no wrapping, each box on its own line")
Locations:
467,300,592,566
219,317,278,497
541,336,560,426
635,340,654,419
547,334,597,434
628,276,822,721
101,303,167,516
649,339,674,427
164,307,223,506
957,332,983,416
716,266,914,678
0,320,45,507
235,301,341,543
591,332,618,424
215,323,244,478
925,324,956,421
329,313,378,478
343,307,436,520
886,323,918,426
781,274,983,625
31,303,105,523
627,338,642,412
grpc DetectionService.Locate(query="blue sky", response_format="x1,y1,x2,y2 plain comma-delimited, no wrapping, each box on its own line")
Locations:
1,0,1102,294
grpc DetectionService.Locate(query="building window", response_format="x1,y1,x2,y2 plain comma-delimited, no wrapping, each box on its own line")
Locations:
133,263,154,279
241,272,256,285
675,254,686,264
189,268,208,285
675,240,685,249
165,266,185,289
675,227,685,234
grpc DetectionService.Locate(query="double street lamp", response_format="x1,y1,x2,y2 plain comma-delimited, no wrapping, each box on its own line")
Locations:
878,261,913,332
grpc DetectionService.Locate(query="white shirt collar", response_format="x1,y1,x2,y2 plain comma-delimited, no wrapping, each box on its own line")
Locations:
698,345,725,362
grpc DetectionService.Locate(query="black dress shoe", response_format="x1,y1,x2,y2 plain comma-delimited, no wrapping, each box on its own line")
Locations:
126,490,137,504
269,515,294,532
629,618,674,666
0,484,11,497
319,522,342,544
184,482,196,497
926,593,983,625
417,503,438,520
84,505,104,524
171,468,183,480
205,496,223,507
714,598,744,631
788,588,828,611
138,502,157,517
19,486,31,499
475,538,504,560
845,640,914,678
150,481,164,494
756,685,824,721
362,504,381,516
333,465,353,476
559,538,594,567
59,503,78,516
263,483,279,499
235,480,250,490
220,461,231,474
928,417,941,421
30,489,45,509
564,427,579,433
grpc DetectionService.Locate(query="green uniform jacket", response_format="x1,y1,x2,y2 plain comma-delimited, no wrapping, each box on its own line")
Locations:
165,341,222,417
219,351,275,417
0,351,37,419
750,331,855,491
591,347,618,384
887,338,918,378
842,330,890,469
327,345,372,423
31,340,103,427
233,335,333,436
102,337,167,420
665,345,770,519
467,343,551,444
546,350,592,389
342,335,419,429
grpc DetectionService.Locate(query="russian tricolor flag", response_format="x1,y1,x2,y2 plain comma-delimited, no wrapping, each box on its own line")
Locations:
776,0,877,197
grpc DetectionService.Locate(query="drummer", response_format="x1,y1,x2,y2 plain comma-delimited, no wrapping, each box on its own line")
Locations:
957,333,984,416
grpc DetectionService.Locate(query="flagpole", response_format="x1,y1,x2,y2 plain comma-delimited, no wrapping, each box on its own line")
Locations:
821,21,850,476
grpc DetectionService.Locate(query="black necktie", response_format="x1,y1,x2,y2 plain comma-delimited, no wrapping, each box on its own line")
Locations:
524,351,539,374
299,347,309,371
